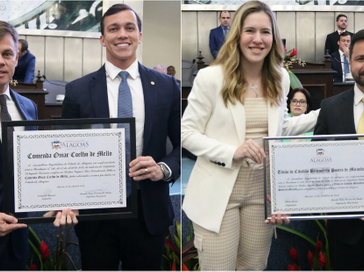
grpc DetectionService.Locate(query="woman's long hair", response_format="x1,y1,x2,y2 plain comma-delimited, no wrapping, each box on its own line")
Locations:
212,0,284,107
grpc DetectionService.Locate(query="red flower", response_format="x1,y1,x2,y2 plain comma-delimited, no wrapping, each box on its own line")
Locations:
289,48,297,57
40,241,49,260
30,264,37,270
307,250,314,270
319,252,327,269
315,240,322,254
171,261,176,271
284,46,287,52
182,263,189,271
288,264,300,270
289,247,299,264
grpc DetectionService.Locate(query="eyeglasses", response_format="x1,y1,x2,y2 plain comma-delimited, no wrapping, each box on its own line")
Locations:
291,99,307,105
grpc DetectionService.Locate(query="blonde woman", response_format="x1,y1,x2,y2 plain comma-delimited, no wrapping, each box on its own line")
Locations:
182,1,319,270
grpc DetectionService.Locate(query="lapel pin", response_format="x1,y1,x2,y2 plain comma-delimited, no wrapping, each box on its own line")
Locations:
151,81,155,85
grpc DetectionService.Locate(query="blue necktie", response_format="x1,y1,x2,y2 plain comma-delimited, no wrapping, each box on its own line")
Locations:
117,71,132,197
344,55,350,75
224,26,228,36
117,71,133,118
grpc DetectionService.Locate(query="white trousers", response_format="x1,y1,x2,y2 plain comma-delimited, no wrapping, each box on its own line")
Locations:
193,162,273,271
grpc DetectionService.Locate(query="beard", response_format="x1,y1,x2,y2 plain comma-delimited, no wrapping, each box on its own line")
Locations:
353,71,364,88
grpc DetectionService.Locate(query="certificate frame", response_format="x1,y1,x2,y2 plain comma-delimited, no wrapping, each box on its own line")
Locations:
2,118,137,224
263,134,364,221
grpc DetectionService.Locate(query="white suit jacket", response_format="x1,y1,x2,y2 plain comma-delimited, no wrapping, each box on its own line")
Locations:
182,65,319,233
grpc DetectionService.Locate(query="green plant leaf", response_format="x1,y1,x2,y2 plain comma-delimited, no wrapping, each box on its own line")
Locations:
28,239,43,271
288,70,303,89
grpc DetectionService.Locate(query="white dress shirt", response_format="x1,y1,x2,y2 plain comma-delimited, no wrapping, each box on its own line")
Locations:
105,60,145,157
339,49,351,82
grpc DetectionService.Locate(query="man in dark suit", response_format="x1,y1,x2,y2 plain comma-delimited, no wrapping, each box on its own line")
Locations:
330,31,351,82
315,29,364,270
325,14,354,55
13,39,35,83
61,4,180,270
0,21,38,270
209,10,231,59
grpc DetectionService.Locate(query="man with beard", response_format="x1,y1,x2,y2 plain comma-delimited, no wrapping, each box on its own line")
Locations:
324,14,354,55
314,29,364,270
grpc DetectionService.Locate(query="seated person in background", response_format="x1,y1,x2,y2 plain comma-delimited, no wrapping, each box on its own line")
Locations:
283,87,313,142
153,64,166,74
325,14,353,55
167,65,181,87
330,32,352,82
13,39,35,83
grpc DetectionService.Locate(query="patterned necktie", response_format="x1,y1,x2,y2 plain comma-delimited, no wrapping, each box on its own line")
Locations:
358,97,364,140
0,95,14,170
117,71,133,118
344,55,350,75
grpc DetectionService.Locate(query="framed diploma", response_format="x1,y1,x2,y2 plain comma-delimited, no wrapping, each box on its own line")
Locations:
2,118,137,223
263,134,364,221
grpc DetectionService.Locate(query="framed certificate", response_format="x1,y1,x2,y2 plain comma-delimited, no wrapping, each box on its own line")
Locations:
263,134,364,221
2,118,137,223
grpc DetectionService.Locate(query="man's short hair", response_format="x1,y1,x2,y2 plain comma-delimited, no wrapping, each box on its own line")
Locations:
338,31,351,41
100,4,142,35
0,21,18,46
349,29,364,59
336,14,347,22
219,10,231,18
18,39,28,52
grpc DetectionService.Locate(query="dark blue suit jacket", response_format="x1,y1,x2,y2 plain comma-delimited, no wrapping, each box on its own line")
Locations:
0,89,37,269
13,50,36,83
330,51,343,82
62,63,180,236
314,88,364,246
209,26,225,59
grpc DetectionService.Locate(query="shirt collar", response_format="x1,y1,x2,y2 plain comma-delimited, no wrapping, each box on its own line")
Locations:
354,84,364,106
105,59,139,80
221,25,230,30
1,86,12,100
338,29,346,34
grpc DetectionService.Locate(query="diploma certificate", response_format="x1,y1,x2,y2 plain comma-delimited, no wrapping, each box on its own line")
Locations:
14,129,127,212
269,140,364,215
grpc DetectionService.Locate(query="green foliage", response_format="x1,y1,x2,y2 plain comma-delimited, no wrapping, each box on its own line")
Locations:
162,220,200,271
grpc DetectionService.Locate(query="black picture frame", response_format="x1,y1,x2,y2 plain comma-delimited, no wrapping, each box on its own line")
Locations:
2,117,137,224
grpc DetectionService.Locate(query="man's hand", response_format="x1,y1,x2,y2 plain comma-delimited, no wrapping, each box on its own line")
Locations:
129,156,163,181
43,207,79,228
343,46,350,58
0,213,27,237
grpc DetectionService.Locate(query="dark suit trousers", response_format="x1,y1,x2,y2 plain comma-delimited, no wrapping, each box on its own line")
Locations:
329,223,364,270
0,231,27,270
77,195,167,270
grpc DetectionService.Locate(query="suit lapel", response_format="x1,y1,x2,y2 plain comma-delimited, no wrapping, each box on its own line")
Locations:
340,88,356,133
138,63,157,153
89,65,109,118
10,89,31,120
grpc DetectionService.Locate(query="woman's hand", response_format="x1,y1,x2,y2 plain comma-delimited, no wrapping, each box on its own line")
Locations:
233,139,266,164
265,213,290,225
265,195,290,225
44,207,79,228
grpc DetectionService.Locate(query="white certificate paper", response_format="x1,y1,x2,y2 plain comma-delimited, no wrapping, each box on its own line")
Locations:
269,140,364,214
14,129,127,212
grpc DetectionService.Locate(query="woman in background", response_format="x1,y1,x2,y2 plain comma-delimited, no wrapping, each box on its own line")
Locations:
283,87,313,142
182,1,319,270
